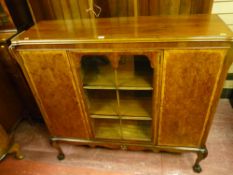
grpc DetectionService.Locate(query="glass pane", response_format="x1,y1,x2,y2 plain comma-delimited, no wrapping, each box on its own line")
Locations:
81,55,115,88
85,89,118,116
92,118,121,139
122,120,151,141
119,90,152,117
117,55,153,89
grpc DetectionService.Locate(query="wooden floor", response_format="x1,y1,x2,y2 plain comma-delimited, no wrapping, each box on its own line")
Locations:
0,99,232,175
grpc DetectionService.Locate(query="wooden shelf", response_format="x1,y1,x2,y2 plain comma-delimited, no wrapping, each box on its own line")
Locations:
83,68,115,89
120,98,152,117
121,116,151,120
88,93,152,117
90,115,151,121
81,55,153,90
93,118,151,141
82,55,153,141
89,98,118,116
83,86,116,90
86,89,118,116
119,91,152,117
82,71,152,90
122,120,151,141
118,86,153,90
84,85,152,90
93,119,121,139
90,115,119,119
81,55,115,87
117,55,153,89
118,73,152,89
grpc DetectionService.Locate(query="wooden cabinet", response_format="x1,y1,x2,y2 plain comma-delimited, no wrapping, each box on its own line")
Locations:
10,15,233,173
0,0,33,160
0,56,22,132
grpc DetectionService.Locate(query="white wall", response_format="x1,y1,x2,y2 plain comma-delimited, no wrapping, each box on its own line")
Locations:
212,0,233,30
212,0,233,92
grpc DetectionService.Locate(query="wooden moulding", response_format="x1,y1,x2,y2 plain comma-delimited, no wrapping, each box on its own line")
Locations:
50,137,205,153
11,41,232,51
10,15,233,44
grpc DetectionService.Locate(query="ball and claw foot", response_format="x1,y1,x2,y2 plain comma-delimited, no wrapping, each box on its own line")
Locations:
51,140,65,161
57,153,65,160
193,146,208,173
15,153,24,160
193,164,202,173
8,143,24,160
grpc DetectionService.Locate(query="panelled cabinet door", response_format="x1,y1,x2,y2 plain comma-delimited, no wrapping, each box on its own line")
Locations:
19,51,92,138
158,49,227,147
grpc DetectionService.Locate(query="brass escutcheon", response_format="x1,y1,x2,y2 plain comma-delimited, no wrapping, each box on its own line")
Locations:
120,145,127,151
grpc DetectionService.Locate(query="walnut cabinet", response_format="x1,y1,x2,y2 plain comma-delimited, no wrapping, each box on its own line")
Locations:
10,15,233,173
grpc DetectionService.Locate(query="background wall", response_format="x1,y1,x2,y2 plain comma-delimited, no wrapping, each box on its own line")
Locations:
212,0,233,98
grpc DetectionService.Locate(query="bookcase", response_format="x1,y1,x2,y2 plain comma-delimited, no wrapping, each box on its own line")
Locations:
10,15,233,173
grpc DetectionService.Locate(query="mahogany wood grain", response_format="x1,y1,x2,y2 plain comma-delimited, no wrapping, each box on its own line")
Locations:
149,0,159,16
19,51,92,138
138,0,149,16
27,0,213,22
179,0,191,14
11,15,232,45
159,0,180,15
190,0,213,14
158,49,227,147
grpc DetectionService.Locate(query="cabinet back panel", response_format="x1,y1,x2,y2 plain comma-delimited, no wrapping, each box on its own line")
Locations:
158,49,226,147
20,51,91,138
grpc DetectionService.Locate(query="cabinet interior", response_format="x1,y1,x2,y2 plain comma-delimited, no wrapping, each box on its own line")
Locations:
92,118,121,139
85,89,118,116
80,54,154,141
118,55,153,90
81,55,115,88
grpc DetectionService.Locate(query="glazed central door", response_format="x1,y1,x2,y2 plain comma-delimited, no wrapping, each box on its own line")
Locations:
69,51,160,142
19,51,92,138
158,49,227,147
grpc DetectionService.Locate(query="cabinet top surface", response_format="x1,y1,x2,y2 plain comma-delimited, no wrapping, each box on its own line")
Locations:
11,15,233,45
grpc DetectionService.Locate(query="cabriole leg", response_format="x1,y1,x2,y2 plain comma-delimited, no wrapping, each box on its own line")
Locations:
193,146,208,173
50,140,65,160
8,143,24,160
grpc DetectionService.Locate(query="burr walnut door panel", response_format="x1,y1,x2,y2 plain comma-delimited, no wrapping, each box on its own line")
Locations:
19,51,92,138
158,49,227,147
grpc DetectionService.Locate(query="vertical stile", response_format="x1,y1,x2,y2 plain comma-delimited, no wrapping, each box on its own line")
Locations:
113,53,123,140
134,0,138,17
